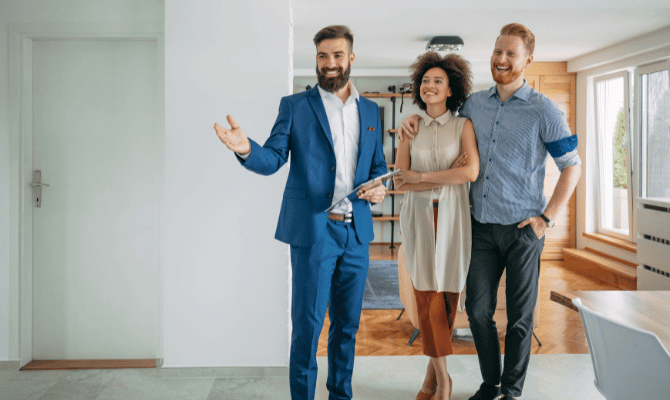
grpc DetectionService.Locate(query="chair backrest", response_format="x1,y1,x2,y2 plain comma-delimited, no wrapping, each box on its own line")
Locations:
572,298,670,400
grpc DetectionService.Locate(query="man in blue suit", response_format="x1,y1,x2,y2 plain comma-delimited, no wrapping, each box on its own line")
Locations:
215,25,387,400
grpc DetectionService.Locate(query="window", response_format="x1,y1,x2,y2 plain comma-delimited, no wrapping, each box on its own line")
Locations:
636,61,670,200
594,72,633,240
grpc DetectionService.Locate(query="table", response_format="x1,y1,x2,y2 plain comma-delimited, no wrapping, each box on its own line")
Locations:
550,290,670,352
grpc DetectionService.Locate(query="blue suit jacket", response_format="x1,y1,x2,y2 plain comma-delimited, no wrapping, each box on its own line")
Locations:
239,86,388,247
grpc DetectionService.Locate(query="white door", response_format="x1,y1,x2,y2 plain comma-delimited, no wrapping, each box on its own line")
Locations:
31,40,160,359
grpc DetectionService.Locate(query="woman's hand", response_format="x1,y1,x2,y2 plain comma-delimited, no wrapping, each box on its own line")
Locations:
394,170,422,186
450,152,467,169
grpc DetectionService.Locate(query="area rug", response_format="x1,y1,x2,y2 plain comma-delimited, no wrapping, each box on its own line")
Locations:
362,260,403,310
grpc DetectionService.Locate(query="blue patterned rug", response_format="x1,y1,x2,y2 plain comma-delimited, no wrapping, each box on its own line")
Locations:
362,260,403,310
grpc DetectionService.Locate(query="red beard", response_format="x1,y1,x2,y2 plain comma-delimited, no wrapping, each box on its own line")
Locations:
491,64,523,85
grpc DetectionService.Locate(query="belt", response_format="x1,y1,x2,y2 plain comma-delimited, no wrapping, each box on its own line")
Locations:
328,212,353,223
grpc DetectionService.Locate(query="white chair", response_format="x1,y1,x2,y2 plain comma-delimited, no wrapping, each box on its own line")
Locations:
572,298,670,400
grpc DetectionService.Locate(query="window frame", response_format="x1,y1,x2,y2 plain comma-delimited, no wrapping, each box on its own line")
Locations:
593,70,635,241
634,60,670,203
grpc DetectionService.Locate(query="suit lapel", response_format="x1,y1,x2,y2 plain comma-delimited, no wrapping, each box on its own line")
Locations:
355,98,374,184
307,86,334,151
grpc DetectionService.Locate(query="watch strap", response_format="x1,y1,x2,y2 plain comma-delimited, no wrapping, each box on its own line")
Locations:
540,213,554,227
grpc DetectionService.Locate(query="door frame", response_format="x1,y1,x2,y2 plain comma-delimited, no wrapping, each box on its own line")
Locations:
8,23,165,368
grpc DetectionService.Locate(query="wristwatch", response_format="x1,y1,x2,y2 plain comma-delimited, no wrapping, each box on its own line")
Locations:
540,213,555,228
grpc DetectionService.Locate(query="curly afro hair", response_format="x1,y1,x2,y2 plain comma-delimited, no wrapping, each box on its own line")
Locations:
410,52,472,113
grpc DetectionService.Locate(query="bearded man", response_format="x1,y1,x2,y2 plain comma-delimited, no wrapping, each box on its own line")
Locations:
214,25,387,400
399,23,582,399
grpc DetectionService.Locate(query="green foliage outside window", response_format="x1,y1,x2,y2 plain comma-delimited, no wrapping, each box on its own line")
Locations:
613,107,628,189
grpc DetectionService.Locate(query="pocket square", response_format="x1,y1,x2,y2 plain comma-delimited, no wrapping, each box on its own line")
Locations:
367,126,375,131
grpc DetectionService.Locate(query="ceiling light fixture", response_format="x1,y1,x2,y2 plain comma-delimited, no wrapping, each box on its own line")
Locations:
426,36,464,51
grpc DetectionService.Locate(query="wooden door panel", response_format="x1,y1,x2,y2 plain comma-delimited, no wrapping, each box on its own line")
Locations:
532,65,577,260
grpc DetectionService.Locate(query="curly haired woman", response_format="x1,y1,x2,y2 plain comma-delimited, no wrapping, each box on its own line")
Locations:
394,52,479,400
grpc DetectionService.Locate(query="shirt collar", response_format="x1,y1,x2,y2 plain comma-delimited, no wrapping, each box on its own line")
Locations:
488,80,532,102
422,110,453,127
486,85,498,98
512,81,532,101
317,81,360,104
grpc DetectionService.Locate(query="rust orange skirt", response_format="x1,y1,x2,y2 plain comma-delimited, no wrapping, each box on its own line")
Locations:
413,288,460,358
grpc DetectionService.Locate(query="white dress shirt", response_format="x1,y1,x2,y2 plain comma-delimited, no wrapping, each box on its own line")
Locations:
238,83,361,214
318,82,361,215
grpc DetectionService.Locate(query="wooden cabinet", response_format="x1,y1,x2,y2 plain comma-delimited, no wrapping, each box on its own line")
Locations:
526,63,577,260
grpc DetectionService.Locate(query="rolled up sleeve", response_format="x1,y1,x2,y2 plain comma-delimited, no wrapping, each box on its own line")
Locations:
541,98,581,171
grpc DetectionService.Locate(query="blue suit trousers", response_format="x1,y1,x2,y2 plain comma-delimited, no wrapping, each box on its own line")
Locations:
289,219,369,400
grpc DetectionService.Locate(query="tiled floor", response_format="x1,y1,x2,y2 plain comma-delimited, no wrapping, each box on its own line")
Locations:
1,354,603,399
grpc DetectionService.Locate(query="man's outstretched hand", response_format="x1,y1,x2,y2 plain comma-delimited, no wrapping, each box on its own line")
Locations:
214,115,251,155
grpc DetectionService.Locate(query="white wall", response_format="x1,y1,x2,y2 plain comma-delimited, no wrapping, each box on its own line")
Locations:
162,0,291,367
0,0,164,362
2,0,291,367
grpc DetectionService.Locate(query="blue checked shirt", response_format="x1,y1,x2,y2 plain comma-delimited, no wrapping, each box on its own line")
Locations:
459,81,581,225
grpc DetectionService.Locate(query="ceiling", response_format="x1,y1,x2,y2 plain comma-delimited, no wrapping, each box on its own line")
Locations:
292,0,670,86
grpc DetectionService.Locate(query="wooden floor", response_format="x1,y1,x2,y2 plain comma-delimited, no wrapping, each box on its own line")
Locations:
318,258,620,356
369,243,401,261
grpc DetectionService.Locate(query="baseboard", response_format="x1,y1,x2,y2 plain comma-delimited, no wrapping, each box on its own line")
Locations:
20,359,158,371
584,247,637,268
562,248,636,289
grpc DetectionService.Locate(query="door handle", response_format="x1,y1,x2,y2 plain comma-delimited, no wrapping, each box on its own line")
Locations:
31,170,50,208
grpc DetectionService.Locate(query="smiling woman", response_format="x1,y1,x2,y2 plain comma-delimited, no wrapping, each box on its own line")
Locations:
409,52,471,114
420,67,452,109
394,50,478,400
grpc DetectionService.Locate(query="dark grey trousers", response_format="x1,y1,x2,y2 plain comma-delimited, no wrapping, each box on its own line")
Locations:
465,216,544,398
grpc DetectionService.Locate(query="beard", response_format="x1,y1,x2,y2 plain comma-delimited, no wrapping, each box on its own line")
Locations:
316,63,351,93
491,63,523,85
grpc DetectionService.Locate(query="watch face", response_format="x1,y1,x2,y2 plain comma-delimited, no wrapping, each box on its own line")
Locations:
548,221,555,228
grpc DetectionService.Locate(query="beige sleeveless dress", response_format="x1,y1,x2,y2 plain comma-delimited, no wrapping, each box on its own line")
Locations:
400,111,471,294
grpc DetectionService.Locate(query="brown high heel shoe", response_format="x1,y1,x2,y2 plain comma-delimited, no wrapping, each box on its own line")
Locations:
416,389,435,400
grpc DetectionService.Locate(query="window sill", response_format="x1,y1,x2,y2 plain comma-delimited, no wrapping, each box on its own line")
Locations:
583,232,637,253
